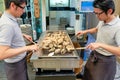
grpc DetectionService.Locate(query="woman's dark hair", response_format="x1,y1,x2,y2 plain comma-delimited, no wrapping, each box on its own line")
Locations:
93,0,115,14
4,0,27,9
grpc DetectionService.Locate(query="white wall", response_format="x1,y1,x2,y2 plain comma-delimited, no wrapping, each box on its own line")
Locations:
48,0,77,26
49,11,71,25
56,11,70,25
41,0,46,31
69,0,76,27
45,0,49,16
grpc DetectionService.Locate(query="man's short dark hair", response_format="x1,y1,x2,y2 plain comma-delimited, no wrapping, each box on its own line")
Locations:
93,0,115,14
4,0,27,9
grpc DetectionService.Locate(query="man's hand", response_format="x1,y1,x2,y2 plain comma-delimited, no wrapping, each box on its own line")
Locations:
77,31,84,36
23,34,33,42
76,30,86,39
86,43,101,50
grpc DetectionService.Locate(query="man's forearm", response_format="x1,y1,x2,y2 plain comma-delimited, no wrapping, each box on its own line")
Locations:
85,27,98,34
100,43,120,56
0,46,29,60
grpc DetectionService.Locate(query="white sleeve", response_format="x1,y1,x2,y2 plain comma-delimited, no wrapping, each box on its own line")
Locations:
96,21,104,28
115,29,120,46
0,24,14,46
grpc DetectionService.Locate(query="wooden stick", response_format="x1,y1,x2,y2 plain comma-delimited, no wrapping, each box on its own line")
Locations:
75,47,86,50
30,41,36,45
69,47,86,50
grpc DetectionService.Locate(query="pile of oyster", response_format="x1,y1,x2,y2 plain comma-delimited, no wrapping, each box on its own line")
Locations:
42,31,74,55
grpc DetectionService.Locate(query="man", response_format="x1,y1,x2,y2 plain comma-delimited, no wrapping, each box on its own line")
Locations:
77,0,120,80
0,0,38,80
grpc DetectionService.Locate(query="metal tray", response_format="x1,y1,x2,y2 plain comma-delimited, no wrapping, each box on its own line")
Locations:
37,30,79,58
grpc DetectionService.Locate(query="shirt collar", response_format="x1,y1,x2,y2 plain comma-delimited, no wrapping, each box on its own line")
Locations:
3,11,17,22
104,16,119,26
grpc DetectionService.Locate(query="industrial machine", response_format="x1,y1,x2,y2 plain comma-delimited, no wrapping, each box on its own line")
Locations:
30,30,80,80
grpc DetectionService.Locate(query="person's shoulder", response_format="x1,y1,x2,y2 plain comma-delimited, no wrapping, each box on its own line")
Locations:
115,15,120,20
98,21,104,24
118,17,120,21
116,17,120,25
96,21,104,28
0,14,9,23
0,15,14,26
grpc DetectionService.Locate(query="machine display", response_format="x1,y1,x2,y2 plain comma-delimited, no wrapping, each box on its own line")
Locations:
80,0,94,12
50,0,69,7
